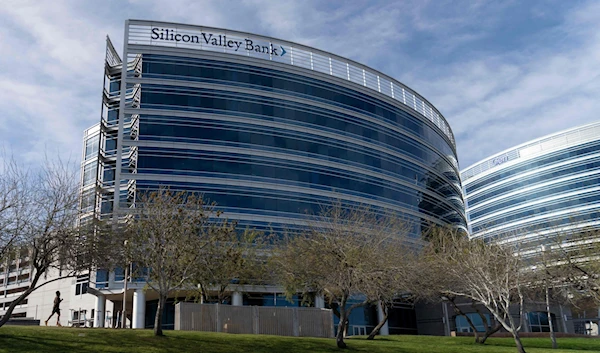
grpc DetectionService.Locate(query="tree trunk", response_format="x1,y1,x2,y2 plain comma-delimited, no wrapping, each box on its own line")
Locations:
480,323,502,344
331,304,341,319
154,294,166,336
511,331,527,353
504,306,526,353
367,302,388,340
0,266,46,328
336,296,348,349
218,286,226,304
473,302,500,344
481,303,525,353
448,297,480,343
546,285,557,349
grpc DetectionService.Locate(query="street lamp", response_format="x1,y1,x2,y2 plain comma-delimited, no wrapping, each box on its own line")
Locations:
122,240,129,329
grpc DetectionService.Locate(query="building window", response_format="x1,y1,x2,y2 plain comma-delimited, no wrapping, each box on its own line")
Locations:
84,135,99,159
75,274,89,296
95,269,109,288
455,313,492,332
82,163,98,186
528,311,557,332
75,282,88,296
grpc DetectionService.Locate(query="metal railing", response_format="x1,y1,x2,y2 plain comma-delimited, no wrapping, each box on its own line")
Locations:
463,122,600,181
126,20,455,148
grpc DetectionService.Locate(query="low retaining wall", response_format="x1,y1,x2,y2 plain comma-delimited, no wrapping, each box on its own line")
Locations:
5,319,41,326
174,303,334,338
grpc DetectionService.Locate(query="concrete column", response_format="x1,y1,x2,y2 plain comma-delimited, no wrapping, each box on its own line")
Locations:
377,302,390,336
315,294,325,309
94,294,106,328
232,291,243,306
559,305,568,333
108,271,116,289
132,289,146,329
442,302,451,336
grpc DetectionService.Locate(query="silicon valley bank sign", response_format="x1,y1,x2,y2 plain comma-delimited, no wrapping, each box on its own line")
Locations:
150,28,287,56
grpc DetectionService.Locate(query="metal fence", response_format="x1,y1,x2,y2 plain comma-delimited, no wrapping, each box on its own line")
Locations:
174,302,334,338
572,318,600,336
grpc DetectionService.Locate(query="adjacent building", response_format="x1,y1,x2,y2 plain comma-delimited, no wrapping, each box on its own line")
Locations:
461,122,600,335
462,122,600,248
0,249,102,328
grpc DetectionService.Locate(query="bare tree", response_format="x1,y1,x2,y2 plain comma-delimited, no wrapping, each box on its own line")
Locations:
527,243,564,349
421,227,531,353
191,227,268,304
125,189,231,336
272,202,415,349
0,157,27,260
554,229,600,304
528,227,600,346
0,158,87,328
364,241,418,340
446,296,502,344
414,227,502,344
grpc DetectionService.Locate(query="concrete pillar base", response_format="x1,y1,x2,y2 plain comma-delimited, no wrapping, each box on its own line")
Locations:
94,294,106,328
132,289,146,329
232,291,243,306
315,294,325,309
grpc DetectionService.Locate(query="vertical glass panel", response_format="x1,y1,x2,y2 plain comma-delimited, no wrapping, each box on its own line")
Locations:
85,135,99,159
82,162,98,186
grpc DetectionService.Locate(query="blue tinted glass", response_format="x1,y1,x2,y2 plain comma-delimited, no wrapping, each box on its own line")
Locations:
119,54,467,231
140,54,453,155
466,140,600,195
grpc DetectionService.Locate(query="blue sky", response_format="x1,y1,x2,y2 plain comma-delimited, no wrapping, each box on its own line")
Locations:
1,0,599,170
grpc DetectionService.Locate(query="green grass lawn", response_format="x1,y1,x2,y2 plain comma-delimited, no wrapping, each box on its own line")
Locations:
1,326,599,353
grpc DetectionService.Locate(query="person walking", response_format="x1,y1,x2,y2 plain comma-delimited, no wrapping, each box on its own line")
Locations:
45,291,63,326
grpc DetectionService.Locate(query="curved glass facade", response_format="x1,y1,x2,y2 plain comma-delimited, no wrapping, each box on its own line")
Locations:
84,20,465,237
76,19,470,335
462,122,600,246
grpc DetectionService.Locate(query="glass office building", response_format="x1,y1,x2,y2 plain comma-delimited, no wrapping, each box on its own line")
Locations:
462,122,600,247
80,20,465,331
82,20,465,234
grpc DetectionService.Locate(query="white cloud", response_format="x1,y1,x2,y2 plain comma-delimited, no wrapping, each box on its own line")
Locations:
0,0,599,173
402,1,600,168
0,0,121,165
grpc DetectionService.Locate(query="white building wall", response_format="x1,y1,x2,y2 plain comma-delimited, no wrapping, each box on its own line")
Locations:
25,269,91,326
0,267,114,327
